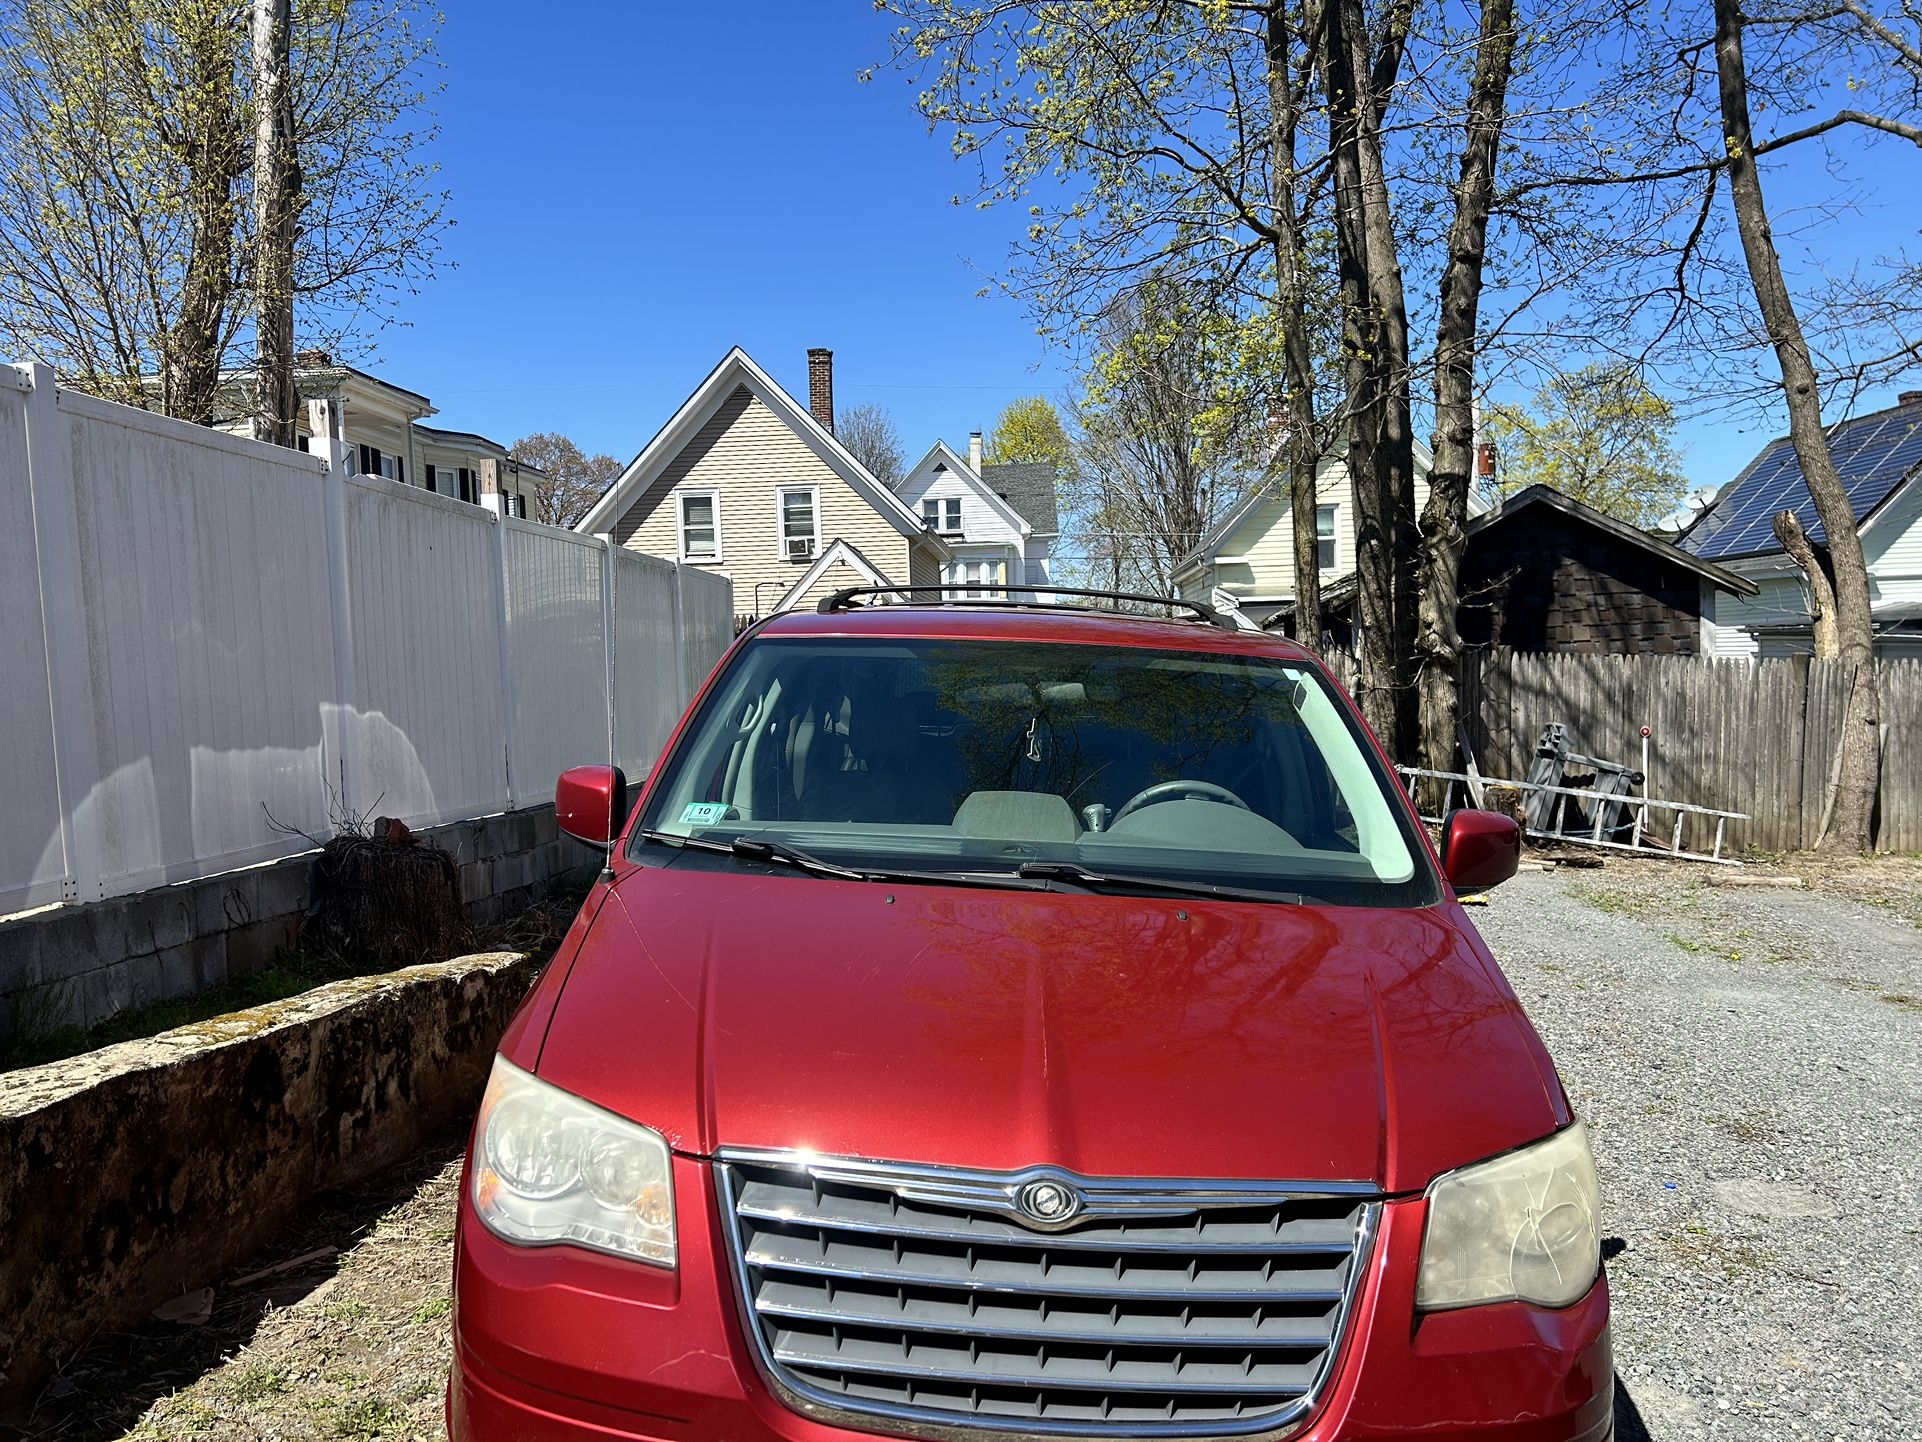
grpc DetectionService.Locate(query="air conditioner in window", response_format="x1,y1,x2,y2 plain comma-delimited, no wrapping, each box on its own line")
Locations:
786,537,816,560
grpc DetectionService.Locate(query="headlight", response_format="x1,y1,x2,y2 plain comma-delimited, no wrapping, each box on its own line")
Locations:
1416,1122,1600,1311
471,1057,676,1267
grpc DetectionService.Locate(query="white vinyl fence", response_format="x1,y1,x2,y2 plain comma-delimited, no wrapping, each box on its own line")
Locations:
1,362,733,913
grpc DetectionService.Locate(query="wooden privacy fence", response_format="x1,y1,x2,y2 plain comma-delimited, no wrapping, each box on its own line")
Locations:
1456,649,1921,853
0,362,735,915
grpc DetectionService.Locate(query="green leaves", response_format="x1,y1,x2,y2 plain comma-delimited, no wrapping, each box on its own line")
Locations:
1484,362,1691,528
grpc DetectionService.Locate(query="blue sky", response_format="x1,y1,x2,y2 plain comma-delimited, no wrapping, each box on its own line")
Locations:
368,3,1916,494
370,4,1065,473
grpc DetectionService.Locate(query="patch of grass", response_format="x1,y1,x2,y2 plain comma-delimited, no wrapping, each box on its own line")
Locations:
1880,992,1922,1012
0,946,359,1072
1663,1226,1773,1279
321,1299,370,1322
410,1296,450,1325
333,1394,405,1439
1567,883,1636,916
224,1364,290,1403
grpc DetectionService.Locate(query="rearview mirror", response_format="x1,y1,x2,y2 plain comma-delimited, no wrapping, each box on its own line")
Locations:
1439,809,1521,893
556,765,628,847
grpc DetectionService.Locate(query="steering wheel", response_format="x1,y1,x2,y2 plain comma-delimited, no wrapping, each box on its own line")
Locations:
1112,779,1253,824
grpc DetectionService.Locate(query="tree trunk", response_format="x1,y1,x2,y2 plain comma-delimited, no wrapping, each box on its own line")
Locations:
1321,0,1395,746
166,22,246,426
1771,509,1840,657
1416,0,1517,795
1266,2,1322,648
1321,0,1413,754
253,0,300,446
1713,0,1881,853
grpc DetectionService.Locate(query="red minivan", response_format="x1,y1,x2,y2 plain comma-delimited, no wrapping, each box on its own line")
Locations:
450,595,1612,1442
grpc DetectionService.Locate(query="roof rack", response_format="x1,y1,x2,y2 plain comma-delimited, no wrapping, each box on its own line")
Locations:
814,585,1238,632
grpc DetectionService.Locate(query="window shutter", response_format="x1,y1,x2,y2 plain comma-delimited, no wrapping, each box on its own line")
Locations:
395,456,405,485
424,464,437,493
358,444,371,474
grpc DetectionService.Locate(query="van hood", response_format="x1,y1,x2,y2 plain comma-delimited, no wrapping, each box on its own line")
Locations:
535,863,1566,1193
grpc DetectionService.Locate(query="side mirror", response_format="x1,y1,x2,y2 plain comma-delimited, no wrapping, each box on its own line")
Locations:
1439,808,1521,893
556,765,628,847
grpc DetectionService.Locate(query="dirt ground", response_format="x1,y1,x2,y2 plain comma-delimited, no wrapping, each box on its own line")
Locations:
4,1141,465,1442
11,848,1919,1441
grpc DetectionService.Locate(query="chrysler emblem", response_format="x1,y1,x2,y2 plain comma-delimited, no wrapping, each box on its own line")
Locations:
1016,1178,1082,1226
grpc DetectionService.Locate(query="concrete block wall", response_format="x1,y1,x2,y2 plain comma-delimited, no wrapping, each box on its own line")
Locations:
0,949,537,1407
0,805,597,1040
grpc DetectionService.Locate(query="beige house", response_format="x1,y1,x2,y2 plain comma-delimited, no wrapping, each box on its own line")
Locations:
212,356,543,516
577,348,951,615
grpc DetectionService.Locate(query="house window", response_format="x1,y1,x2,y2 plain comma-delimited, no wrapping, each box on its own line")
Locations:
515,494,528,519
779,486,819,559
680,490,720,561
942,497,963,534
943,557,1003,598
424,464,438,494
457,468,477,505
1316,505,1338,571
921,498,939,528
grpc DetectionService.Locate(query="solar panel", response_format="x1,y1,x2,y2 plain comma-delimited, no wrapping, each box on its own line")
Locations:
1683,406,1922,560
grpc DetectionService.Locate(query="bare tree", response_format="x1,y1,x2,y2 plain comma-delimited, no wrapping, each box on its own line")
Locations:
252,0,297,444
510,432,622,531
1415,0,1517,785
1073,281,1265,594
1712,0,1882,851
1320,0,1418,754
837,402,907,487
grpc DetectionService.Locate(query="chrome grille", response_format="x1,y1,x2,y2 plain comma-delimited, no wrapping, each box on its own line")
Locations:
716,1152,1378,1438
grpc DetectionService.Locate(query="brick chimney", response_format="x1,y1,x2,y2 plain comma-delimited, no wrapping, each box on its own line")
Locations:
1900,389,1922,408
1476,441,1497,481
807,348,834,434
969,431,984,472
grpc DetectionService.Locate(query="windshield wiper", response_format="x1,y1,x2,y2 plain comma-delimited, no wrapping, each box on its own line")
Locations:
637,829,1057,892
1014,860,1302,905
636,828,868,881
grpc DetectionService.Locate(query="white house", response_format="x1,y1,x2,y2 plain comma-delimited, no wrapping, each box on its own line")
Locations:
1679,389,1922,658
210,355,543,516
893,435,1058,599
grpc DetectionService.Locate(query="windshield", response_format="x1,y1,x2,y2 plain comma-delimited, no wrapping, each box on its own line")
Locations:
634,636,1436,906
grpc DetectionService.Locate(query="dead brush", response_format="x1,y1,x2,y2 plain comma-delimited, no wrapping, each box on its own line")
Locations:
306,814,471,968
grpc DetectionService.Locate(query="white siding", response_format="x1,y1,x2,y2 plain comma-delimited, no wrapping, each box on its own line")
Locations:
1865,476,1922,603
1700,574,1810,658
897,459,1024,549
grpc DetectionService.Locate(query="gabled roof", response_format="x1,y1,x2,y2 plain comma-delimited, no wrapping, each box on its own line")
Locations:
899,441,1033,538
1170,442,1441,581
576,347,940,546
1678,399,1922,561
1471,484,1758,595
980,461,1060,536
1268,483,1757,627
775,537,905,611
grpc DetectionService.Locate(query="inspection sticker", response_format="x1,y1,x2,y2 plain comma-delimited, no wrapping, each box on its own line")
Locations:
678,801,732,827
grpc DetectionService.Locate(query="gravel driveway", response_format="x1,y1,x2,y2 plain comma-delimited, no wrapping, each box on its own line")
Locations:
25,861,1920,1440
1477,864,1922,1440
